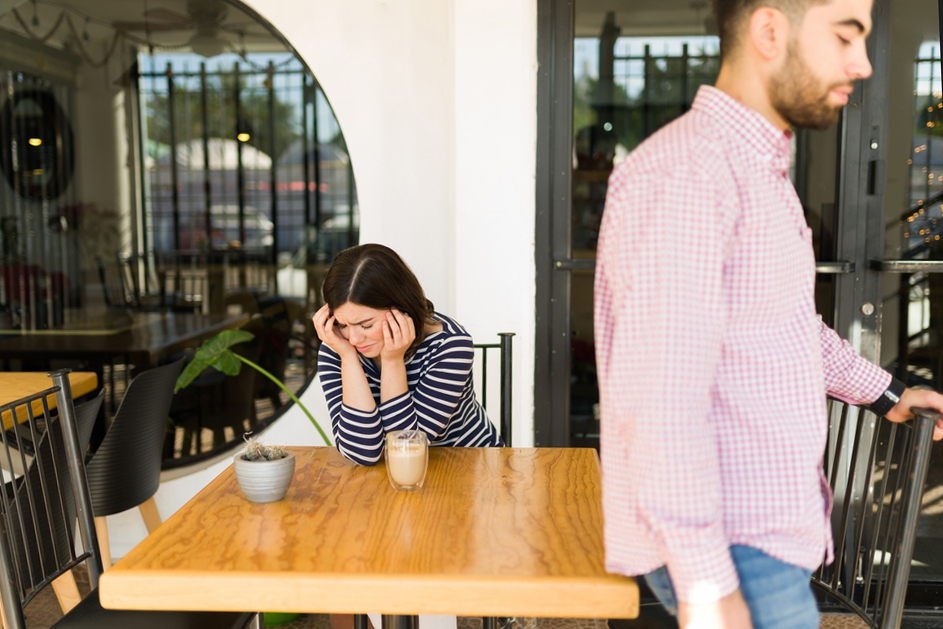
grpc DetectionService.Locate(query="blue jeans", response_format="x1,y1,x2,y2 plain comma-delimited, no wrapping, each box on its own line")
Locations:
643,546,819,629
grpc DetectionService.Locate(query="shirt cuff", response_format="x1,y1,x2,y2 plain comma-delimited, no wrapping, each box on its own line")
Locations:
665,540,740,604
829,357,892,406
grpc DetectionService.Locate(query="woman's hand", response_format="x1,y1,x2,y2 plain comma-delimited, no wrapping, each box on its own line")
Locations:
379,309,416,364
313,304,358,360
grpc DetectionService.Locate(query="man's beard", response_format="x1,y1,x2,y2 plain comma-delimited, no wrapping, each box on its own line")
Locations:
769,41,849,130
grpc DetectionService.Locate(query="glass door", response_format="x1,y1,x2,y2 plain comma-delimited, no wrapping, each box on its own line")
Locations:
536,0,849,449
536,0,943,597
871,0,943,595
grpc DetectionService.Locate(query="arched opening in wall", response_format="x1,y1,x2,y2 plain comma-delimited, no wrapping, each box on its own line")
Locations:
0,0,357,468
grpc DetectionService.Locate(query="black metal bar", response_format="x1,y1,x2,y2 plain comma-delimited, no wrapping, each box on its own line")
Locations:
816,262,855,274
881,409,937,629
854,410,880,611
268,61,278,265
0,391,27,628
235,62,246,246
49,369,104,587
18,400,42,586
167,63,180,251
301,74,312,227
381,616,418,629
353,615,369,629
347,156,356,247
643,45,652,137
680,44,689,113
875,260,943,273
831,407,860,592
312,80,322,231
480,347,488,410
499,333,514,446
874,422,906,619
30,395,61,569
545,0,574,447
897,273,911,380
823,402,848,589
923,59,935,209
135,60,151,271
201,62,212,248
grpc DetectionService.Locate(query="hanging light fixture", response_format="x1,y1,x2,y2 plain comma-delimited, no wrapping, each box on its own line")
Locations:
188,0,228,58
189,24,226,58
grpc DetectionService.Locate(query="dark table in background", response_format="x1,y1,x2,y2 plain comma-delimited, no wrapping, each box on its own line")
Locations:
0,310,249,370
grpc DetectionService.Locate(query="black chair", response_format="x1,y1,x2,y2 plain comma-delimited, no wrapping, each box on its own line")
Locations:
473,332,514,446
84,358,186,570
0,370,261,629
115,253,204,314
811,398,939,629
0,389,104,616
96,256,133,309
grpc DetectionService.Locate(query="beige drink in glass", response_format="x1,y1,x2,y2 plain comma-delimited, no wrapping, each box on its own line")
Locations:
386,430,428,491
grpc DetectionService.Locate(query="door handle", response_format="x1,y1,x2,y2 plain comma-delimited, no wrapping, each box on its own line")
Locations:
816,261,854,274
872,260,943,273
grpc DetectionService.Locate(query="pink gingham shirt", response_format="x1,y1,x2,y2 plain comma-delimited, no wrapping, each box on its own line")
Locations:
593,86,891,604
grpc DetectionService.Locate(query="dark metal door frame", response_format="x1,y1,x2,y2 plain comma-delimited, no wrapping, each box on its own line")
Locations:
535,0,574,446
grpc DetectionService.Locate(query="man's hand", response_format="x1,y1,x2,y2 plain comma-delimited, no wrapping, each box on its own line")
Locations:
885,388,943,441
677,589,754,629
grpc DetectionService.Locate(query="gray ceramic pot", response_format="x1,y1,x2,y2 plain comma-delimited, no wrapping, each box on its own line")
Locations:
233,450,296,503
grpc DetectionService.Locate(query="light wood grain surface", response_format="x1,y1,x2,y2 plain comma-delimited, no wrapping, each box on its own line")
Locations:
0,372,98,429
100,447,638,619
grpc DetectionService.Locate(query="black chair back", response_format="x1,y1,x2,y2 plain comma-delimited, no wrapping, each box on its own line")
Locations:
473,333,514,445
85,358,184,516
812,399,939,629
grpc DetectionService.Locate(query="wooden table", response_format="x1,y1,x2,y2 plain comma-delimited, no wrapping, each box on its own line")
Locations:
0,311,249,369
0,371,98,430
99,447,638,620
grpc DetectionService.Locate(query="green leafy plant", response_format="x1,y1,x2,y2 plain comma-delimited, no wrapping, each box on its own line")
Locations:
175,329,331,445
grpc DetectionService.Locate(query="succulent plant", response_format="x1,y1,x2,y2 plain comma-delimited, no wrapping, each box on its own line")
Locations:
242,436,288,461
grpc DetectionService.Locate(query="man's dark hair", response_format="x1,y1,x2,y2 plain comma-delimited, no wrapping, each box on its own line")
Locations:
712,0,829,58
322,243,435,358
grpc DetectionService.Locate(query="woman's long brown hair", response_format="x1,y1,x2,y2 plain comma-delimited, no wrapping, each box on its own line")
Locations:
321,244,435,358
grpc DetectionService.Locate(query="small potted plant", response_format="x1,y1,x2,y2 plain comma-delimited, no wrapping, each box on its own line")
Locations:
234,436,296,503
175,329,331,503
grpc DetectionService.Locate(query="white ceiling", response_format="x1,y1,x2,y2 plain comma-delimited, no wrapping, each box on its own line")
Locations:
0,0,285,57
575,0,715,38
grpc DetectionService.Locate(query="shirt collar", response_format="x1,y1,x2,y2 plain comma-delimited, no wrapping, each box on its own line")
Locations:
691,85,793,176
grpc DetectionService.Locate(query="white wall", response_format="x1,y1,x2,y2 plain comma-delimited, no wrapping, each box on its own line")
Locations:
73,45,135,258
108,0,538,558
242,0,537,447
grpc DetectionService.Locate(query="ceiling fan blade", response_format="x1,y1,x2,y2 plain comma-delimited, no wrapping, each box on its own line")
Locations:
144,8,193,24
112,20,189,32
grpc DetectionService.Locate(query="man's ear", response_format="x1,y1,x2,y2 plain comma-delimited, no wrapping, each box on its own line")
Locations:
748,7,790,61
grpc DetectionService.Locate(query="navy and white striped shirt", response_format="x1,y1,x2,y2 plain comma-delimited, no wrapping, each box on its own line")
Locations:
318,312,503,465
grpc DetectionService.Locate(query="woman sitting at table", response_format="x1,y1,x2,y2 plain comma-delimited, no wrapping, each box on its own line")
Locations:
313,243,503,465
